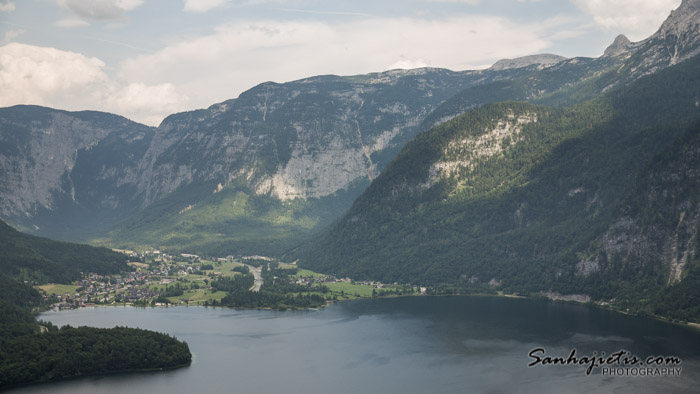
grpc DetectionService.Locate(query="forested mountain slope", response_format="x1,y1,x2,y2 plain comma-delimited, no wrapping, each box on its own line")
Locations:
0,219,127,284
292,54,700,321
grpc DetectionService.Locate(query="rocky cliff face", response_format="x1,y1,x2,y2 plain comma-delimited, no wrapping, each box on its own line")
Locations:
420,110,539,190
586,128,700,286
622,0,700,78
0,106,153,237
0,67,541,246
134,68,548,207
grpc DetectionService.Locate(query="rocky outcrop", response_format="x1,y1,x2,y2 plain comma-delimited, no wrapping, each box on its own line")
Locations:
420,111,538,189
489,54,567,71
543,292,591,303
624,0,700,78
603,34,638,57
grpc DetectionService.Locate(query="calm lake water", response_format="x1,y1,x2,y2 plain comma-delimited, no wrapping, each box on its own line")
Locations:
10,296,700,393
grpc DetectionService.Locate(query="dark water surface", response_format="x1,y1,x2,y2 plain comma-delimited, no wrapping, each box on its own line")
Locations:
10,296,700,393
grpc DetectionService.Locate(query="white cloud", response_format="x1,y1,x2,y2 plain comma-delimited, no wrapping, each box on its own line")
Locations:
0,43,188,125
3,29,23,43
108,82,189,126
569,0,681,40
0,12,573,126
115,0,143,10
0,1,15,12
56,0,143,23
119,16,555,111
386,58,431,70
0,43,108,104
183,0,229,13
54,18,91,27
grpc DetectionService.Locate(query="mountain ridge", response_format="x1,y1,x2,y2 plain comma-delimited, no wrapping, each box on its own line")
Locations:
0,1,697,258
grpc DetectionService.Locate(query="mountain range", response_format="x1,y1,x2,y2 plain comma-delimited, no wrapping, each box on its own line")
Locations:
1,0,699,319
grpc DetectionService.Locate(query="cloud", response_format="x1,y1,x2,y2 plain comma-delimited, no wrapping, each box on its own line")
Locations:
0,43,188,125
0,43,108,104
56,0,143,23
386,58,431,70
115,0,143,10
108,82,189,126
0,1,15,12
0,12,572,126
54,18,91,28
119,16,556,111
569,0,682,40
3,29,22,43
183,0,229,13
268,8,373,17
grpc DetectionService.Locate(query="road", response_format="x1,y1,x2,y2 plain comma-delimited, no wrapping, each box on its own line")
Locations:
243,264,263,292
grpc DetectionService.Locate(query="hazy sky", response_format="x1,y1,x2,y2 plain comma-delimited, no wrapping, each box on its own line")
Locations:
0,0,682,125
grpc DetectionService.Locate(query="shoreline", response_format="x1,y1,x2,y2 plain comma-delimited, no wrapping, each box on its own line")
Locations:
40,291,700,331
1,361,191,392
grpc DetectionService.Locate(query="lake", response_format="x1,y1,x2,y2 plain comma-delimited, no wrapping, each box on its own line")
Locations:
9,296,700,393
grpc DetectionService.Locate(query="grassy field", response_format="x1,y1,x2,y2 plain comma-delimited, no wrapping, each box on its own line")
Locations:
36,284,81,295
204,261,248,277
293,269,326,278
112,248,134,254
324,282,376,298
166,289,227,304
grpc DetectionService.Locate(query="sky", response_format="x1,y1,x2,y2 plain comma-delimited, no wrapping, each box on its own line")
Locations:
0,0,683,126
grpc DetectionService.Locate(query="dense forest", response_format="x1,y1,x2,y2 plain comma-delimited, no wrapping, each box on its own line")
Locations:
210,268,326,309
0,299,192,389
0,219,128,284
292,53,700,322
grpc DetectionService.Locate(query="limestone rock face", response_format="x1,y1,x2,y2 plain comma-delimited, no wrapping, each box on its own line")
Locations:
135,68,540,205
489,54,567,71
0,106,154,237
420,111,538,190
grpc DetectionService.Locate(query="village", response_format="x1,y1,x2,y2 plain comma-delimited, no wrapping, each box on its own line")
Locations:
38,250,421,311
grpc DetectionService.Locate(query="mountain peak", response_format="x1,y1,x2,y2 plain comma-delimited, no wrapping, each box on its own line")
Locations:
649,0,700,64
619,0,700,79
658,0,700,36
603,34,635,57
489,54,566,71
